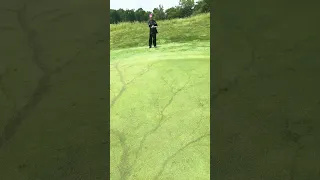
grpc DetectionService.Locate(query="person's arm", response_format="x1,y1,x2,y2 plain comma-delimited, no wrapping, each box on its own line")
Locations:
153,21,158,28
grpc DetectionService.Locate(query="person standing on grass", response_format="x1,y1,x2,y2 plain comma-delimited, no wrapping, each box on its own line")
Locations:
148,13,158,48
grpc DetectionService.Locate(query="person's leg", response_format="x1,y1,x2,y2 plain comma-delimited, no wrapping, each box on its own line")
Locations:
149,33,152,48
153,33,157,47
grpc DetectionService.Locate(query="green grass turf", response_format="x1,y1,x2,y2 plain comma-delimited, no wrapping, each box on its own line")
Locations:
110,14,210,179
110,13,210,50
0,1,109,179
211,2,320,179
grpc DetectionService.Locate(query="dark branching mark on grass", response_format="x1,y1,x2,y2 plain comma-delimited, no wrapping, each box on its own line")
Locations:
282,118,314,179
115,62,126,85
160,76,174,93
0,4,101,150
0,68,17,148
1,52,82,148
287,138,309,180
161,68,193,94
0,7,19,13
111,58,209,178
0,4,47,147
31,9,61,21
52,144,86,178
0,136,2,148
190,110,207,136
0,69,9,100
212,47,256,102
282,118,313,144
61,146,80,177
212,35,312,104
17,4,45,72
111,63,127,108
49,12,73,23
126,63,155,85
3,75,50,142
111,62,155,108
153,133,210,180
130,74,192,170
211,28,258,103
0,26,17,31
111,129,131,180
110,89,117,100
110,62,158,178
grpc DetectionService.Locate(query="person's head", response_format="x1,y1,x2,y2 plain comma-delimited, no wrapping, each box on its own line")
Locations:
149,13,153,20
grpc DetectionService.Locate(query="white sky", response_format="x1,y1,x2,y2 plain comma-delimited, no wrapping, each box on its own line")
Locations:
110,0,181,11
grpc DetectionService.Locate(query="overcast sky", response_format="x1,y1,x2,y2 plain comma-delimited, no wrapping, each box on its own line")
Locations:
110,0,181,11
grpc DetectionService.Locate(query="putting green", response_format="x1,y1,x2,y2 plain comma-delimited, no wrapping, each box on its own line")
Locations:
110,41,210,180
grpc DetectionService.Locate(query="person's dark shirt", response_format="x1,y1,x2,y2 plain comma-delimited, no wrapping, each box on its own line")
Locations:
148,20,158,34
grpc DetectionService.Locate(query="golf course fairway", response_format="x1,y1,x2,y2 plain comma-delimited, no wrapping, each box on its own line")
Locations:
110,13,210,180
110,41,210,180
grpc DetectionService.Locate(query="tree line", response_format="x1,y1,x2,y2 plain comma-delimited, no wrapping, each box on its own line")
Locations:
110,0,210,24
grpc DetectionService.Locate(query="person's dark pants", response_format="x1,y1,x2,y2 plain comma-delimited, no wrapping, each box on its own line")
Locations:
149,33,156,47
